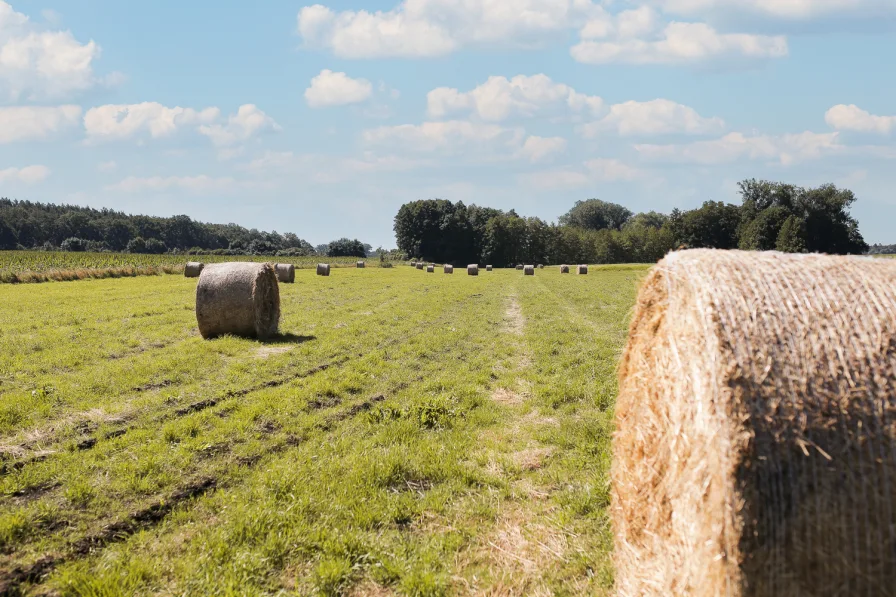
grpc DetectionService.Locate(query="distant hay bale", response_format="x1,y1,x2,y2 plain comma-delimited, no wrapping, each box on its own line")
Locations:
486,265,493,271
316,263,330,276
184,262,204,278
356,261,365,268
516,265,524,270
274,263,295,283
427,265,435,273
467,264,479,276
613,249,896,597
538,264,544,269
524,265,534,276
416,263,424,270
577,264,588,275
444,264,454,274
560,265,570,273
195,262,280,340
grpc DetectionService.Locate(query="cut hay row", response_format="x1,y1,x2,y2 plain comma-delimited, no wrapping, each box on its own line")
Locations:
195,262,280,341
613,249,896,597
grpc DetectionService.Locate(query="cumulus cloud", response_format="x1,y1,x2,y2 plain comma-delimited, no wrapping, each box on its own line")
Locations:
427,74,603,121
0,164,50,183
523,157,644,189
297,0,599,58
516,136,567,162
825,104,896,134
648,0,896,20
197,104,281,146
571,20,787,64
579,98,725,137
84,102,220,142
634,131,843,165
305,69,373,107
0,1,107,100
0,105,81,143
363,119,525,153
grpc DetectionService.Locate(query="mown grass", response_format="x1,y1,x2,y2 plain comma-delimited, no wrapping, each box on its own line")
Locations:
0,252,385,284
0,265,648,596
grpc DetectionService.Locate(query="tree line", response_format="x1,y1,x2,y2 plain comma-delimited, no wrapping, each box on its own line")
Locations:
393,179,869,266
0,199,370,257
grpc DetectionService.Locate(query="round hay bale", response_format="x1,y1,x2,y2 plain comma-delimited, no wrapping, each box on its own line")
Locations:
274,263,295,283
444,264,454,274
524,265,534,276
195,262,280,340
516,264,524,271
316,263,330,276
486,265,493,271
538,264,544,269
559,265,570,273
613,249,896,597
357,261,365,269
577,264,588,275
426,265,435,273
184,262,204,278
416,262,424,270
467,264,479,276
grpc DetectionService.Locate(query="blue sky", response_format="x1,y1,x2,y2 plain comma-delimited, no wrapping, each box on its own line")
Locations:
1,0,895,248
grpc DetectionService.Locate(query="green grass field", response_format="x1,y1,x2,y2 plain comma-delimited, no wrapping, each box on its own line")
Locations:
0,265,647,596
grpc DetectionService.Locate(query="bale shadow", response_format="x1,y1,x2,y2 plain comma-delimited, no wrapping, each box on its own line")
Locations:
260,333,316,345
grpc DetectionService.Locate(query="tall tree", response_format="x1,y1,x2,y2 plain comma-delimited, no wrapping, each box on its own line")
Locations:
559,199,633,231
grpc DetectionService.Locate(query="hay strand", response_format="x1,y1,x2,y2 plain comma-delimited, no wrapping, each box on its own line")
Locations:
195,262,280,340
316,263,330,276
184,262,204,278
274,263,295,283
613,249,896,597
524,265,534,276
467,264,479,276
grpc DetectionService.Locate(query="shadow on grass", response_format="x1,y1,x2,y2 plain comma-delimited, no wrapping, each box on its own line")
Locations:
260,333,316,345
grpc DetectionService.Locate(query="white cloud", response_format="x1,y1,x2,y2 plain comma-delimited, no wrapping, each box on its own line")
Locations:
523,157,644,189
580,6,663,39
427,74,603,121
198,104,281,146
0,164,50,183
571,21,788,64
825,104,896,135
579,98,725,137
97,160,117,172
0,1,103,100
634,131,843,165
297,0,599,58
84,102,220,143
363,119,525,153
584,157,643,180
516,135,567,162
0,104,80,143
649,0,895,20
305,69,373,107
106,175,238,194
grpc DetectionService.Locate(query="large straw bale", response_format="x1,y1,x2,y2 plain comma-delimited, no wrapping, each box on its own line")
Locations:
427,265,435,273
486,265,493,271
444,264,454,274
195,262,280,340
316,263,330,276
184,262,204,278
577,264,588,275
467,264,479,276
613,249,896,597
274,263,295,283
524,265,534,276
357,261,365,268
560,265,570,273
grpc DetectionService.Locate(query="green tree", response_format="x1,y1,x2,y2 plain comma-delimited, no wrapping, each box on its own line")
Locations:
0,216,17,250
776,215,808,253
559,199,632,231
60,237,88,252
126,237,147,253
668,202,742,249
738,206,791,251
327,238,367,257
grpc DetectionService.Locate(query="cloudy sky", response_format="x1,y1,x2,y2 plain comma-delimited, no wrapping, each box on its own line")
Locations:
2,0,895,247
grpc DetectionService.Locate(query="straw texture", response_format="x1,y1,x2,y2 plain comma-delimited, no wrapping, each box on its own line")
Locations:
316,263,330,276
613,249,896,597
274,263,295,283
524,265,534,276
195,262,280,340
184,262,204,278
